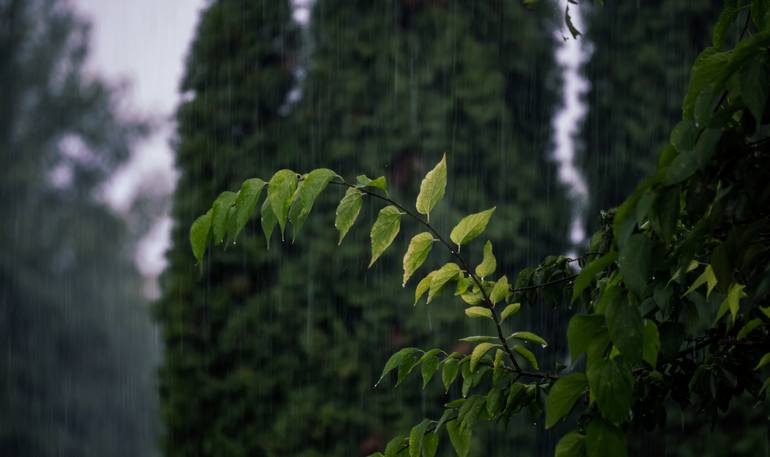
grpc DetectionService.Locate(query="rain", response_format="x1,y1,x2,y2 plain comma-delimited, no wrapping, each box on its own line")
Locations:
1,0,768,456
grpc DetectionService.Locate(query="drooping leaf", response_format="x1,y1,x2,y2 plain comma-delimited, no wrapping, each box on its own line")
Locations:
416,154,447,220
229,178,265,241
500,303,521,322
267,169,298,238
664,128,722,185
618,233,654,297
567,314,608,361
408,419,430,457
465,306,493,320
546,373,587,429
384,434,406,457
712,4,738,49
509,331,548,348
446,420,471,457
190,210,212,263
715,282,746,323
585,419,627,457
740,52,768,125
605,294,643,365
572,252,616,302
421,352,441,388
587,357,633,425
260,198,277,248
443,357,460,391
414,272,435,305
369,205,402,267
489,275,509,304
555,431,586,457
403,232,434,286
377,347,420,386
335,187,363,244
642,320,661,368
356,174,388,193
428,263,462,303
423,432,439,457
475,240,497,278
470,342,500,372
450,207,496,248
289,168,336,240
683,264,718,298
513,344,539,369
211,191,237,245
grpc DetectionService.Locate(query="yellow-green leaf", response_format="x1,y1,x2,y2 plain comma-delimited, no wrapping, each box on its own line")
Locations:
470,342,501,372
369,205,402,267
500,303,521,322
475,240,496,278
755,352,770,370
268,169,298,238
465,306,493,319
682,264,718,298
509,331,548,348
489,275,509,304
335,187,363,244
450,207,496,248
715,282,746,323
403,232,434,286
408,419,430,457
414,272,434,305
189,210,212,263
260,198,277,249
428,263,461,303
415,154,447,220
513,344,538,369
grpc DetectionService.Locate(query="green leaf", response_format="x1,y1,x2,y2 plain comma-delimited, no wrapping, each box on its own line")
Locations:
416,154,447,220
756,352,770,370
450,207,496,248
464,306,493,319
683,264,718,298
572,252,616,302
642,320,661,368
403,232,434,286
443,357,460,391
428,263,462,303
414,272,434,305
260,198,277,248
567,315,608,361
446,420,471,457
409,419,430,457
509,331,548,348
585,419,627,457
513,344,539,369
190,210,212,263
715,282,746,323
605,294,643,365
489,275,509,304
229,178,265,241
423,432,439,457
475,241,497,278
682,47,729,119
555,431,586,457
356,174,388,192
335,187,363,244
470,342,500,372
369,205,402,267
664,128,722,185
289,168,336,240
546,373,587,429
486,386,504,417
459,336,498,343
421,353,440,388
740,53,768,126
500,303,521,322
587,357,633,425
211,191,237,245
737,318,762,340
712,4,738,49
377,347,420,386
753,0,770,29
384,434,406,457
618,233,654,297
267,169,298,238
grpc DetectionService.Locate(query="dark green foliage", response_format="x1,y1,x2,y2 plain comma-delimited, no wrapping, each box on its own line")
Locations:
0,1,159,456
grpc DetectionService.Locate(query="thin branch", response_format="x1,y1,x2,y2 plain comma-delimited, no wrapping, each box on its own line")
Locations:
511,273,579,293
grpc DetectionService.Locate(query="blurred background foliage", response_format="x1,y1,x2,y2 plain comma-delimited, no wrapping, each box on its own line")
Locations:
2,0,766,456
